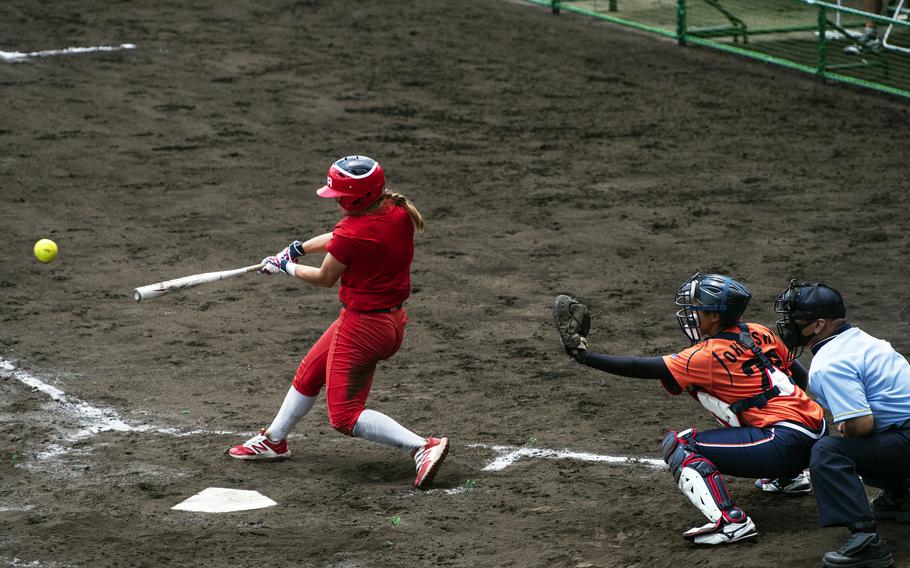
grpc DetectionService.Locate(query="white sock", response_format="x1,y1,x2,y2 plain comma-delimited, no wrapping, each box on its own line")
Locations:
265,387,316,442
352,409,426,453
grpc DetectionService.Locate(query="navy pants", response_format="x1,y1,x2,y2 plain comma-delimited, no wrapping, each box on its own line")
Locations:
810,426,910,527
689,424,822,479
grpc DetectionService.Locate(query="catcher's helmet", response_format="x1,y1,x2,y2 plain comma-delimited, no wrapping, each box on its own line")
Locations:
675,272,752,343
316,155,386,212
774,279,845,357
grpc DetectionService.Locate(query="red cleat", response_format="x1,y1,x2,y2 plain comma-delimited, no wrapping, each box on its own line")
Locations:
413,437,449,489
228,429,290,460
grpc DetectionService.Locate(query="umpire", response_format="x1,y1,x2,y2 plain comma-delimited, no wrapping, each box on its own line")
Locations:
774,280,910,568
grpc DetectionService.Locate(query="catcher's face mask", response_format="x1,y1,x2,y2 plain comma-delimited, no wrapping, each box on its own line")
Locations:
675,274,704,344
676,297,701,344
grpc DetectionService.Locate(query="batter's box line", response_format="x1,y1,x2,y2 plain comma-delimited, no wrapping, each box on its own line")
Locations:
470,444,666,472
0,43,136,62
1,357,666,471
0,358,238,444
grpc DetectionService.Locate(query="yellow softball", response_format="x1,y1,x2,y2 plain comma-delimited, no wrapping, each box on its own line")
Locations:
33,239,58,263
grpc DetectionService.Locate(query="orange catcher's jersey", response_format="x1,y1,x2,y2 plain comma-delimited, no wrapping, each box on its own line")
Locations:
662,323,825,430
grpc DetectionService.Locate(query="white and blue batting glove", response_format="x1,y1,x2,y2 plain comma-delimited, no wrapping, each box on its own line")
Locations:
259,256,281,275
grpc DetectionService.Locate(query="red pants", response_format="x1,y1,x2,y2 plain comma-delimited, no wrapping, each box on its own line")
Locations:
292,307,407,435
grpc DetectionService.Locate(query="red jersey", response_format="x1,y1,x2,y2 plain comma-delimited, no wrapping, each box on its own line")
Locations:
326,201,413,312
662,323,825,430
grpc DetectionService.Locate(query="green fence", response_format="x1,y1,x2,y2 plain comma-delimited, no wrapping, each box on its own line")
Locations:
529,0,910,99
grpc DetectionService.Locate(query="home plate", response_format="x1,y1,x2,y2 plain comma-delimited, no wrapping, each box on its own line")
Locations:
172,488,277,513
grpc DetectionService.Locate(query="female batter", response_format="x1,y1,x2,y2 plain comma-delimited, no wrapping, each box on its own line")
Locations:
229,155,449,489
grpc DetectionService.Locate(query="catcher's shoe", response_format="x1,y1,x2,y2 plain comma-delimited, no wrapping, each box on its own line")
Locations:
754,471,811,494
683,516,757,545
228,429,290,460
413,437,449,489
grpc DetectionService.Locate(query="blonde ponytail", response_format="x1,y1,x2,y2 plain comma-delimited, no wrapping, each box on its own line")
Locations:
386,192,425,233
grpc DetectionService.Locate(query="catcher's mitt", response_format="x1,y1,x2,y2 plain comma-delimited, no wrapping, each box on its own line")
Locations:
552,294,591,354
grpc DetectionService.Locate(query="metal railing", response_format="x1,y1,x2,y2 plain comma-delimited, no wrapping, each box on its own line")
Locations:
530,0,910,99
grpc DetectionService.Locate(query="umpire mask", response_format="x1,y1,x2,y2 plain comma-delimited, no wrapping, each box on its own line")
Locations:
774,279,845,359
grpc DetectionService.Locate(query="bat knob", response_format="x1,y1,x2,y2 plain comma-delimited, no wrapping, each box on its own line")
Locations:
133,290,142,302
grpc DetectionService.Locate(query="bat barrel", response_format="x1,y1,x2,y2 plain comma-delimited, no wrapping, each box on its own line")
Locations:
133,285,167,302
132,264,261,302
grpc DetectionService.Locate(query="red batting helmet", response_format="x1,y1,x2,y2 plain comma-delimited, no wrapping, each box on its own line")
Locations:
316,155,386,212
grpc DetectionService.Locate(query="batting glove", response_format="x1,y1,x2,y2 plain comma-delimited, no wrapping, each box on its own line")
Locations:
277,240,305,264
259,256,281,275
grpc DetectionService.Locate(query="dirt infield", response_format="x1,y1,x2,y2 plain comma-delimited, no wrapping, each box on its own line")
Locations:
2,0,909,566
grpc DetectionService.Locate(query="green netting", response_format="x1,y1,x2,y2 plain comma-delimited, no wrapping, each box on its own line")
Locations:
534,0,910,99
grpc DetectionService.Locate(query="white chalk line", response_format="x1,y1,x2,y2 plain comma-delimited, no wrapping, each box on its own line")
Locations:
0,43,136,62
0,358,665,472
0,358,238,451
469,444,666,471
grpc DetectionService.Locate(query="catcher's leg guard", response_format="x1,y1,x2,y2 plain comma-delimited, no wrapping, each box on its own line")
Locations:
662,429,748,527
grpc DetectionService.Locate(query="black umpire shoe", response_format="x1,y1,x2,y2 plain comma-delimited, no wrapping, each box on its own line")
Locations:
872,491,910,523
822,532,893,568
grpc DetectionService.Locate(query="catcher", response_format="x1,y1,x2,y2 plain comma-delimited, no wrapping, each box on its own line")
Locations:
552,273,827,545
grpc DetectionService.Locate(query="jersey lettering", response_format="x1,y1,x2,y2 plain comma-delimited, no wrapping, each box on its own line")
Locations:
662,323,824,429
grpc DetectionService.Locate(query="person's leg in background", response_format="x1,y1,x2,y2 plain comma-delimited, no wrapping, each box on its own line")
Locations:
845,0,884,54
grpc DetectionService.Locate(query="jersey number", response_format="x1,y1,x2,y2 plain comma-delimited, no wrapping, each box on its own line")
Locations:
740,350,784,376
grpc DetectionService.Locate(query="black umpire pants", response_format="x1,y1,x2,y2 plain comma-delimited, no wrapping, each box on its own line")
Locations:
810,422,910,527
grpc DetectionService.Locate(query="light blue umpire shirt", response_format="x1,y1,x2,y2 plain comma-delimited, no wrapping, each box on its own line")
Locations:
808,323,910,432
